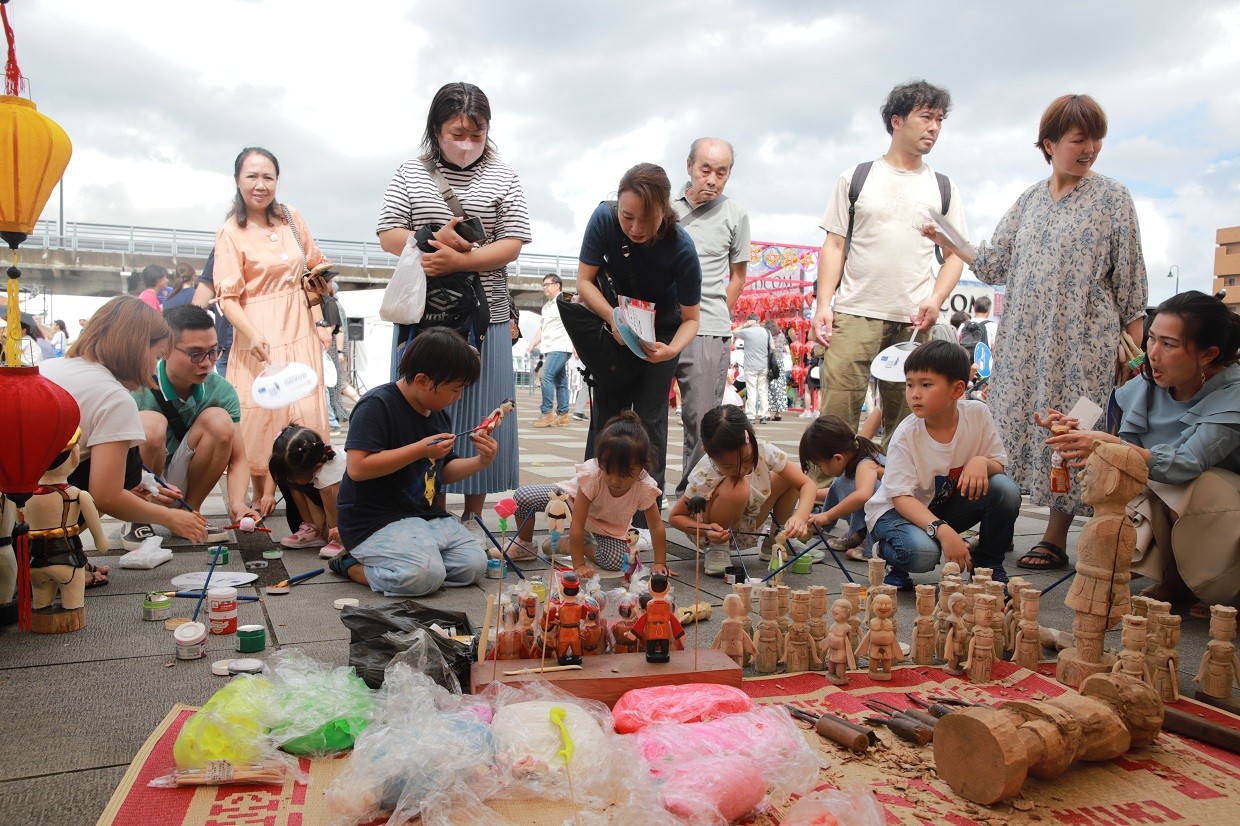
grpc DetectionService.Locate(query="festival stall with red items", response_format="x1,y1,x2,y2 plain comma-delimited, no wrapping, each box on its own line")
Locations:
734,242,818,410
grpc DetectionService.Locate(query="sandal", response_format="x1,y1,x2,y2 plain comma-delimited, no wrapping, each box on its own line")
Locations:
1190,602,1211,620
844,547,868,562
1017,540,1069,570
84,563,109,589
327,549,359,577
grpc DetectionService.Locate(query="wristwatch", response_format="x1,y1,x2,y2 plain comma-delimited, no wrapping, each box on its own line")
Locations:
315,320,331,328
925,519,947,540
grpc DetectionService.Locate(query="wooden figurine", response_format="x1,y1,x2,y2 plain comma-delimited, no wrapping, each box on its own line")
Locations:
841,582,863,650
767,530,788,585
856,592,900,681
873,583,899,640
962,582,984,643
963,594,998,683
972,567,993,588
492,597,525,660
478,398,515,435
711,593,757,667
865,558,885,624
943,592,968,676
1195,606,1240,704
544,487,571,554
935,576,962,661
807,585,829,671
626,574,685,663
580,595,605,656
941,560,962,580
23,434,107,634
912,584,937,665
934,672,1164,805
753,586,784,675
610,592,640,654
517,590,541,658
1111,614,1152,685
821,598,857,685
1149,611,1182,703
1144,599,1171,659
732,581,754,641
1003,575,1030,652
1056,441,1149,688
780,589,819,673
554,572,584,666
1130,594,1151,619
623,528,644,583
985,581,1007,651
775,584,792,637
1011,589,1044,672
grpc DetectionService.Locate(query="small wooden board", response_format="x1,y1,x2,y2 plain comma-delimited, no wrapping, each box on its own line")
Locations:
471,648,741,707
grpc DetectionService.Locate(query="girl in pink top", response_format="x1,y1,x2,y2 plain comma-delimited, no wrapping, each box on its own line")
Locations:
136,265,168,311
512,411,668,579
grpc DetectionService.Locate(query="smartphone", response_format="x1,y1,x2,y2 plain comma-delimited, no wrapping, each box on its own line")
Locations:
457,215,486,244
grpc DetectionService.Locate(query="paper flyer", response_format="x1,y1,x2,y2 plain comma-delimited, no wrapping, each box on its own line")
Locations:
617,294,656,346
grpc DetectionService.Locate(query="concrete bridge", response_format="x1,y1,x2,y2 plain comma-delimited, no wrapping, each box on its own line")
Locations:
14,220,579,312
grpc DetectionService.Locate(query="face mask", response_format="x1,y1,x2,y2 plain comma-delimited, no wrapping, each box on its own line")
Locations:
441,139,485,167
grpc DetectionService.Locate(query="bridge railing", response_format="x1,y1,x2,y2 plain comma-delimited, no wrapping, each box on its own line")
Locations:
30,219,579,281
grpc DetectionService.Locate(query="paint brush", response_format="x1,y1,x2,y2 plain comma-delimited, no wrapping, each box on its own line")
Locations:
169,591,260,602
190,552,221,623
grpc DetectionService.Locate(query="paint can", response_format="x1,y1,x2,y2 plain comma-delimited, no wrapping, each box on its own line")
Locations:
174,621,208,660
723,566,747,585
142,592,172,621
485,558,505,579
207,545,229,565
208,586,238,635
791,554,814,575
235,624,265,653
529,575,546,604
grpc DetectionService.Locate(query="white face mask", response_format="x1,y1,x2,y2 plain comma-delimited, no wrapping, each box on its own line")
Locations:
441,139,485,167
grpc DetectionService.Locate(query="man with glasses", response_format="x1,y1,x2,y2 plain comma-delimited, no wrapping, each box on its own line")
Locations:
126,304,258,549
525,274,574,427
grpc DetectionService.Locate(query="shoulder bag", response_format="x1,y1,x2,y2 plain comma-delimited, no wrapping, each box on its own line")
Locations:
557,265,643,387
283,205,334,308
766,332,781,381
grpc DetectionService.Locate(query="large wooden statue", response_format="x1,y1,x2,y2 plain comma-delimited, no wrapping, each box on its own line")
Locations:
1195,605,1240,705
1056,441,1149,688
934,673,1164,805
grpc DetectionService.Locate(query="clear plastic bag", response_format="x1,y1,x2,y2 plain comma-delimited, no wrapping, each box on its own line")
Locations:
781,785,886,826
612,683,753,734
379,237,426,324
172,675,276,769
660,754,767,825
261,649,374,756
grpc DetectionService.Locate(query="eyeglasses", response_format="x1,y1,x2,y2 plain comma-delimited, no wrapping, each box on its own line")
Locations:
174,345,225,364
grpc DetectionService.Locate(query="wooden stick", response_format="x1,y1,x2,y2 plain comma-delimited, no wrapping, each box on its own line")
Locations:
493,574,503,681
479,593,495,665
502,664,583,676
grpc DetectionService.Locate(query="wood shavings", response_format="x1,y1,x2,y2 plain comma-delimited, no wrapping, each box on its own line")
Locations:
1012,798,1035,811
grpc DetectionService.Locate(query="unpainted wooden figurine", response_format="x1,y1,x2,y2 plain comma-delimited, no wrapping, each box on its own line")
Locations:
753,586,784,675
1149,612,1182,703
1057,441,1148,688
912,584,938,665
1195,606,1240,702
767,531,788,586
775,583,792,637
943,592,968,676
610,592,640,655
1011,588,1044,672
841,582,863,650
711,593,758,667
941,561,962,580
807,585,829,672
493,597,524,660
1003,576,1031,653
1129,594,1150,619
1111,614,1152,685
933,672,1164,805
732,581,754,642
856,593,901,680
985,581,1007,650
935,576,963,661
972,567,994,588
865,558,885,624
964,594,998,683
1143,599,1171,658
22,434,108,634
780,590,819,673
961,582,984,643
821,598,857,685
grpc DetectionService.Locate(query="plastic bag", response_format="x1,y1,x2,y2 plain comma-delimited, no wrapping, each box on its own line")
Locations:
119,535,172,569
173,676,275,769
385,627,463,694
380,237,426,324
660,754,766,825
612,683,753,734
781,785,886,826
261,649,374,756
341,599,474,690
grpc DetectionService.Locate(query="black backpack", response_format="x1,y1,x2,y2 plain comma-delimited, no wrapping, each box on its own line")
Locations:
846,160,951,265
958,319,989,350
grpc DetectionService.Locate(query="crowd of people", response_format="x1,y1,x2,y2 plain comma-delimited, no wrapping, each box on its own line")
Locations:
7,79,1238,622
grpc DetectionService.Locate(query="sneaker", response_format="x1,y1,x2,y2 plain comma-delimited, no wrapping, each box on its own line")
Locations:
555,413,571,426
281,522,325,549
330,426,342,435
632,528,652,552
884,568,915,591
571,412,586,421
533,412,556,428
703,547,731,576
122,522,156,551
205,526,231,543
319,540,345,559
787,536,826,564
827,531,866,552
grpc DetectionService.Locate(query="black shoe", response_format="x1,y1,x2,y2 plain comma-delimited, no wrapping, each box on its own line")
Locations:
328,548,359,577
571,412,586,421
122,522,156,551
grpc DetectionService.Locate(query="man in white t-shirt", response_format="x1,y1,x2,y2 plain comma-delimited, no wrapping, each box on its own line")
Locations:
527,274,574,427
811,80,969,448
733,314,772,423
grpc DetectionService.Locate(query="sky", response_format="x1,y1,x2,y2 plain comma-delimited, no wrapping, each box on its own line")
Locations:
11,0,1240,303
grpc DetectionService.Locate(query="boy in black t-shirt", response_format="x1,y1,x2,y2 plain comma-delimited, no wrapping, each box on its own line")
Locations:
333,328,496,596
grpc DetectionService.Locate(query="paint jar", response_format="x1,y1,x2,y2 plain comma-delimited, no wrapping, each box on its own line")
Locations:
174,621,208,660
723,566,747,585
142,592,172,621
207,546,229,565
208,586,238,635
529,575,546,604
485,558,505,579
262,549,283,560
791,554,814,575
236,624,266,653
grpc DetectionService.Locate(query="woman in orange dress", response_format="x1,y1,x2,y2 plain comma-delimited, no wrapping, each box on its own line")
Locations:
215,146,332,515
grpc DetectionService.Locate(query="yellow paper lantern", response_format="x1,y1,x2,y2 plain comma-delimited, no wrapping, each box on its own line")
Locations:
0,94,72,240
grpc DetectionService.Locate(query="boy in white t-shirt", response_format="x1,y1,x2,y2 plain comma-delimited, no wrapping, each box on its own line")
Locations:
864,340,1021,588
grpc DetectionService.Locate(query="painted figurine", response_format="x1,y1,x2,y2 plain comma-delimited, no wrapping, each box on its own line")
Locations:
821,598,857,685
1056,441,1148,688
580,595,605,656
517,590,540,658
711,593,757,668
623,527,644,583
1011,588,1044,672
544,487,571,554
555,572,584,666
779,590,819,673
626,574,684,663
478,398,515,436
492,597,525,660
912,584,938,665
943,592,968,676
964,594,997,683
610,592,640,655
1195,605,1240,702
856,593,900,681
807,585,829,672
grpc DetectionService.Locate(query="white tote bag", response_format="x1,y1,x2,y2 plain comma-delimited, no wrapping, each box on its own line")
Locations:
379,237,427,324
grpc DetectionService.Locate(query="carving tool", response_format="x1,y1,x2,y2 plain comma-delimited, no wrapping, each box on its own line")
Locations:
864,699,939,731
862,713,934,746
784,705,874,754
1162,706,1240,756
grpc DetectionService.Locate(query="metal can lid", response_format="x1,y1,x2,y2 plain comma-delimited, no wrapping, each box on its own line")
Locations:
144,592,172,607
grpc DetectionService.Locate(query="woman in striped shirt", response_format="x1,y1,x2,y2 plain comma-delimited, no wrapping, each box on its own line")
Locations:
376,82,532,528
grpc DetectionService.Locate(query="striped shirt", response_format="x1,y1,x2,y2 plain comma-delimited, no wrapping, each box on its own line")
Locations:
376,156,532,324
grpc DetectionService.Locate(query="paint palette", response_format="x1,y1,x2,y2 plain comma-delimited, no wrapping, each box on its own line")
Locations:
170,571,259,589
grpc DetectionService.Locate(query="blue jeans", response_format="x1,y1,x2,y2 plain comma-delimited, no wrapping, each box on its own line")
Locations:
326,388,339,428
540,350,571,415
821,473,868,538
871,473,1021,578
350,516,487,597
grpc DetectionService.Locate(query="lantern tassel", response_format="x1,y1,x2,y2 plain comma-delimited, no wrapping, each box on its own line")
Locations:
1,2,25,97
14,514,30,630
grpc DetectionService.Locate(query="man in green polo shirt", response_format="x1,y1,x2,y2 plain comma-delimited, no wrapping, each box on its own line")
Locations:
125,305,258,549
